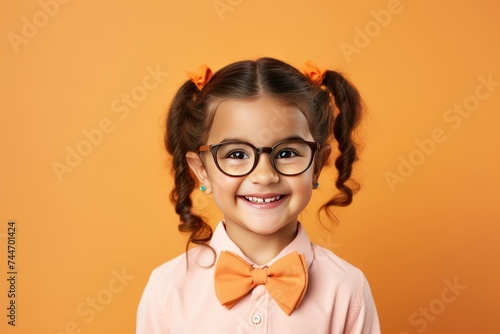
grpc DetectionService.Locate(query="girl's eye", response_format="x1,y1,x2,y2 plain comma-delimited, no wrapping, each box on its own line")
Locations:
276,150,299,159
226,150,249,159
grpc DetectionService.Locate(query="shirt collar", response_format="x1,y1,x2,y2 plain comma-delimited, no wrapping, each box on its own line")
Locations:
209,221,314,269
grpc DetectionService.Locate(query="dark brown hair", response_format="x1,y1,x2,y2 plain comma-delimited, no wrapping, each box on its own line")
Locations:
165,57,362,251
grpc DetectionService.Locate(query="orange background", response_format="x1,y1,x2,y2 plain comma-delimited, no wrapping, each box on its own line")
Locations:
1,0,499,333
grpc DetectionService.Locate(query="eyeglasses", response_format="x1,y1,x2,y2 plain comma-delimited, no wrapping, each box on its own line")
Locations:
199,139,319,177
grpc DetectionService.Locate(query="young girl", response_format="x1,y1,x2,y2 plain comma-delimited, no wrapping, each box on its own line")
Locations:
137,57,381,333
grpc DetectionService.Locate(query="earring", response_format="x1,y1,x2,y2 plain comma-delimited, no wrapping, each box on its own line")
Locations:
200,185,207,192
314,182,320,189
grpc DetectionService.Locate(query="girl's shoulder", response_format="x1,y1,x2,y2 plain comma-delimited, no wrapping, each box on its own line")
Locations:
146,245,215,286
309,242,366,283
137,246,215,327
148,252,186,279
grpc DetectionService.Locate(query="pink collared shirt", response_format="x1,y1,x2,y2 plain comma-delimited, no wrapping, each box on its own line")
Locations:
137,222,381,333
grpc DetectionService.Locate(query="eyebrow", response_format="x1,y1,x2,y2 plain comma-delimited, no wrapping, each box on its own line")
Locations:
219,135,307,145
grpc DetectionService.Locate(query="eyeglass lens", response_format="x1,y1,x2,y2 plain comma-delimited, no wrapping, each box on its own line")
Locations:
215,141,314,176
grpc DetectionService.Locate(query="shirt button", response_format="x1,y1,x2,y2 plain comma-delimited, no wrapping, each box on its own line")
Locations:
251,313,262,325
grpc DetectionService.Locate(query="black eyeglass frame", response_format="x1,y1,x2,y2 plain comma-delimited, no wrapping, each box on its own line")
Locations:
198,139,319,177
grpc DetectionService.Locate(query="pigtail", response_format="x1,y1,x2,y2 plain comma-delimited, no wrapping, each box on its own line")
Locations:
165,80,213,253
321,71,362,216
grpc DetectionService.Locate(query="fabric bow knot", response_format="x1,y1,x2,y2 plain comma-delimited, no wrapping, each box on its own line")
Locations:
214,251,308,316
186,64,213,90
303,60,326,86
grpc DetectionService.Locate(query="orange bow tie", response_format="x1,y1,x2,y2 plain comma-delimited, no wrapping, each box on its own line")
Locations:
214,251,308,315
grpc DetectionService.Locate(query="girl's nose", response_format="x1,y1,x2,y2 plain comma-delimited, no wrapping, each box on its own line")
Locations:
248,154,279,185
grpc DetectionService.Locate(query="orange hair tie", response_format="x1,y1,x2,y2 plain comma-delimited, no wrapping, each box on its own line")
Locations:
186,64,213,90
303,61,326,86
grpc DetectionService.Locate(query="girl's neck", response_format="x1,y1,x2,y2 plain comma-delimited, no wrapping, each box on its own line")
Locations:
223,221,299,266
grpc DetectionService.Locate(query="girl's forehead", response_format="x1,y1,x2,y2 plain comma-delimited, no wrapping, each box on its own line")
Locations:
207,98,314,145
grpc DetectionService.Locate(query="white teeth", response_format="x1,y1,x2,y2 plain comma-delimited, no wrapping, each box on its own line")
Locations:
244,196,281,203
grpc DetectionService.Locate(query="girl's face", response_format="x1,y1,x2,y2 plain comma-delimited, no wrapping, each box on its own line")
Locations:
187,97,325,244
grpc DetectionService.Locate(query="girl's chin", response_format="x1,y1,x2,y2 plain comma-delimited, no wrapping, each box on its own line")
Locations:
225,218,298,237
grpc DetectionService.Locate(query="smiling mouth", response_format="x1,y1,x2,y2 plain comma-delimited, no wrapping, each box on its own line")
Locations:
243,195,284,203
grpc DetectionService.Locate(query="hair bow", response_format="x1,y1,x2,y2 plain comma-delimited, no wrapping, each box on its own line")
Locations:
186,64,213,90
303,61,326,86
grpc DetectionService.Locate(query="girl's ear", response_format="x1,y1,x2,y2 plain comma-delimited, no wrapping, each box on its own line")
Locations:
186,151,212,194
314,144,332,183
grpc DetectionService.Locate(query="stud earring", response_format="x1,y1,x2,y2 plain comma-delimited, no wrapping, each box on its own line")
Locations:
314,182,320,189
200,185,207,192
